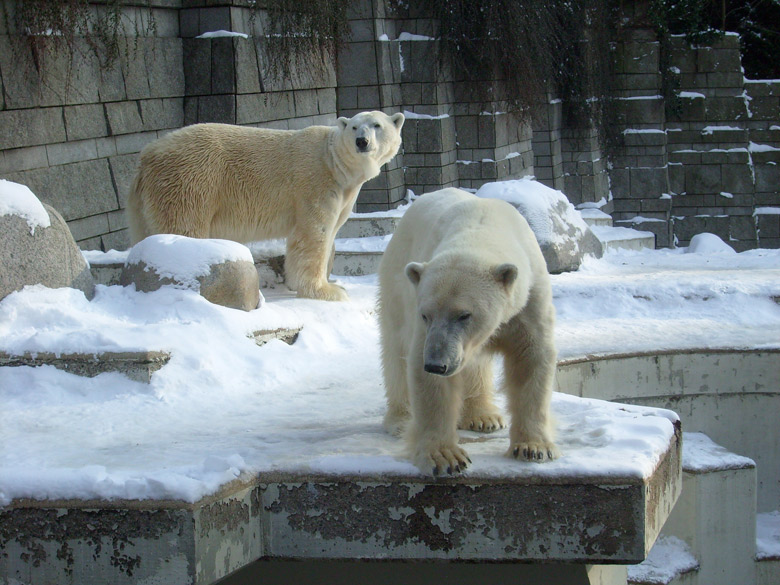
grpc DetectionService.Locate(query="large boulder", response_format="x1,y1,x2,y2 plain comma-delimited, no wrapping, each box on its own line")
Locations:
120,235,261,311
0,180,94,301
476,178,603,273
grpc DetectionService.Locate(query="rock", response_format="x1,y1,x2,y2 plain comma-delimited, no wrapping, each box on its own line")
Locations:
475,178,603,273
0,180,95,301
120,234,261,311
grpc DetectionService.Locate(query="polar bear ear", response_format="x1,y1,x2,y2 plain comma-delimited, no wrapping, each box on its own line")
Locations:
493,263,518,289
405,262,426,286
338,117,350,130
391,112,405,130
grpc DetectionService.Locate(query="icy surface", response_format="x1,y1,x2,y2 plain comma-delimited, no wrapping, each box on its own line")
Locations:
0,179,51,234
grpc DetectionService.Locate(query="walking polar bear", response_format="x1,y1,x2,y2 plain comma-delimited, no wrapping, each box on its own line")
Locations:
127,111,405,301
378,188,559,475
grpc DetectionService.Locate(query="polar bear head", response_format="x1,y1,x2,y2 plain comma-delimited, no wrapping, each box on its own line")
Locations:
336,111,405,178
405,254,525,377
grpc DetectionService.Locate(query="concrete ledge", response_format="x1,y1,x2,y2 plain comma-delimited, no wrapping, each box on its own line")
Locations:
0,350,170,383
556,347,780,511
0,419,681,584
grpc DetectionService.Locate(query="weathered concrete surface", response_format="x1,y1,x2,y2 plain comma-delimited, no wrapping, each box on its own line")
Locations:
0,350,170,383
0,424,681,584
660,433,757,585
556,348,780,512
259,436,680,563
0,482,261,585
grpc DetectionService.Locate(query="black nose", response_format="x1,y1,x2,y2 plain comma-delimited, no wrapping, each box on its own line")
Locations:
356,137,368,150
424,363,448,375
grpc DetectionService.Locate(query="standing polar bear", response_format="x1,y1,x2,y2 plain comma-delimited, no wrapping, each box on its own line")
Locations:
378,188,559,475
127,111,405,301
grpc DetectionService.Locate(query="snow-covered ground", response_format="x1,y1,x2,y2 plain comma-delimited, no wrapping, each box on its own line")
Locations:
1,243,778,506
1,180,779,509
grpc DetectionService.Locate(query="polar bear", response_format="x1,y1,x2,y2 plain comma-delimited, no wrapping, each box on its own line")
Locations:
126,111,405,301
378,188,559,475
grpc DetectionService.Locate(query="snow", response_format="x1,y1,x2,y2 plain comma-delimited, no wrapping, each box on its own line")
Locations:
686,233,736,255
2,186,780,507
749,141,780,153
397,32,435,42
756,511,780,560
682,432,754,473
402,110,450,120
627,535,699,584
0,179,51,234
196,30,248,39
701,125,742,135
474,177,590,246
126,234,255,288
679,91,706,99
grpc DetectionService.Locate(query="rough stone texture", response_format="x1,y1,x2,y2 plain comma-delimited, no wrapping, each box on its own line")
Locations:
0,350,170,383
0,203,94,301
120,258,260,312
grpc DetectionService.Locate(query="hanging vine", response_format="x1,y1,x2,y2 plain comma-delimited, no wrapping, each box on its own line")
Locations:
3,0,156,74
262,0,351,82
387,0,620,144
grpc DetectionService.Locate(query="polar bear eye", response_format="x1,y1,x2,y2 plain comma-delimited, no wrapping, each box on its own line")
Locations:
374,123,381,129
457,312,472,323
421,314,429,324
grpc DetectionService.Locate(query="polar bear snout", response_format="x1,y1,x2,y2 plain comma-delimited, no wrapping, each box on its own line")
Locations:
423,324,462,377
424,362,449,376
355,136,370,152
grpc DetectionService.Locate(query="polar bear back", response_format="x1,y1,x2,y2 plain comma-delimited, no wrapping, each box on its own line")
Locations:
131,124,337,243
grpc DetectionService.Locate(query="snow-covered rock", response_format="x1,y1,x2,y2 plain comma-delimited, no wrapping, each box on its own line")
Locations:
0,180,94,301
476,178,603,273
121,234,261,311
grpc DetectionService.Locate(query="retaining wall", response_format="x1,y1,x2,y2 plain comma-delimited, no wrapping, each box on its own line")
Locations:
0,0,777,251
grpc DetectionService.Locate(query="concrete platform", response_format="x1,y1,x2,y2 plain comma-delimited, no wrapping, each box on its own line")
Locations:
0,399,682,585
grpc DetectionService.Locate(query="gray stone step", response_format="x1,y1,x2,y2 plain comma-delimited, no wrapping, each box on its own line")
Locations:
332,235,391,276
336,215,401,239
589,225,656,252
580,208,614,227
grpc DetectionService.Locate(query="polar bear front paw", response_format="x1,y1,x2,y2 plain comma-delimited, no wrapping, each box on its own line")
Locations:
459,412,506,433
508,441,560,463
413,444,471,476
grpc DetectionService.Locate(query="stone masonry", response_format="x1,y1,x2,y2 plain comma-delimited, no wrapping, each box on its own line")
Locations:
0,0,777,250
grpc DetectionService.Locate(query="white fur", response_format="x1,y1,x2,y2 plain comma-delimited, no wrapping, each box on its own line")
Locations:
127,111,404,301
377,188,559,475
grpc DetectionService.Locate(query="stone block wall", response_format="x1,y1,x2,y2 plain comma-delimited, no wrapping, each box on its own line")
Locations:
0,0,777,250
0,0,339,250
0,2,185,251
